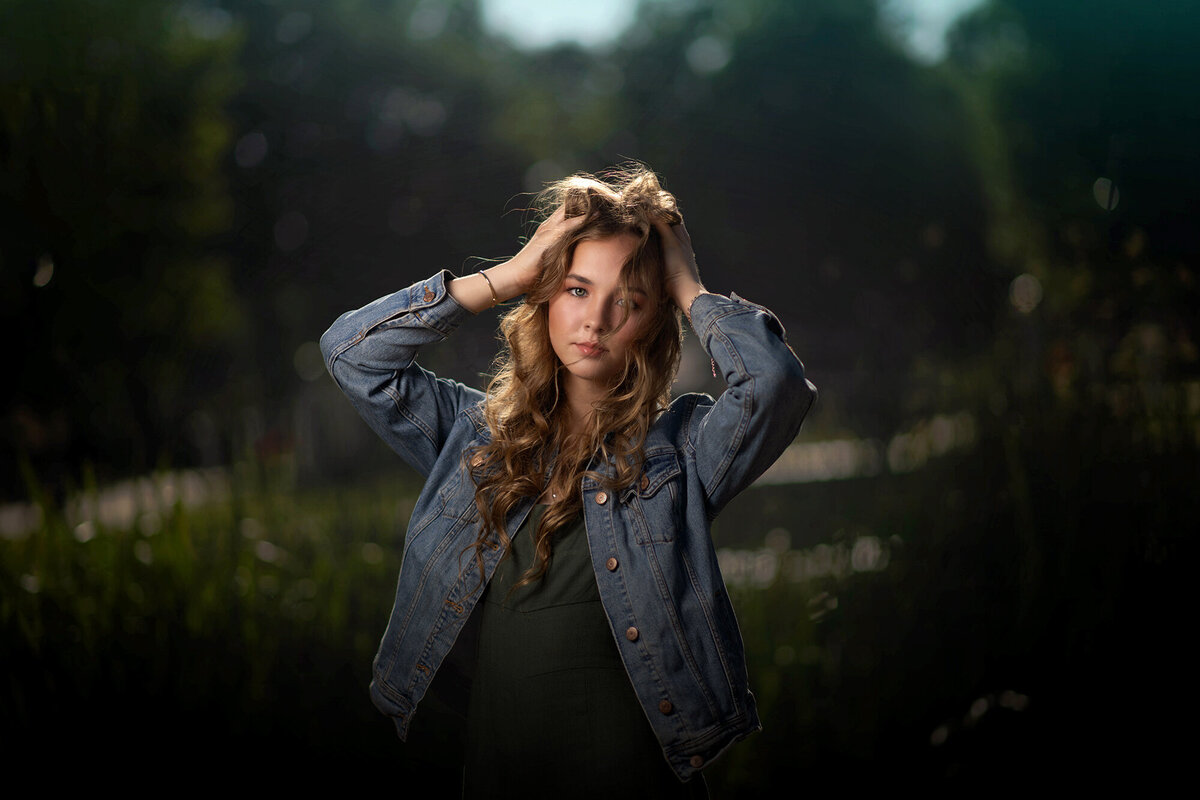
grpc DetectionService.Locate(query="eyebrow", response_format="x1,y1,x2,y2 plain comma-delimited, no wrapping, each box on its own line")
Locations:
564,273,648,296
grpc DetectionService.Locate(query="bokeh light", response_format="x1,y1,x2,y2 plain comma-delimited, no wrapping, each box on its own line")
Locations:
1009,273,1043,314
1093,176,1120,210
32,255,54,287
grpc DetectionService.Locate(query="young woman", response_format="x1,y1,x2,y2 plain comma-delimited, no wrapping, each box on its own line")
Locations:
321,167,816,796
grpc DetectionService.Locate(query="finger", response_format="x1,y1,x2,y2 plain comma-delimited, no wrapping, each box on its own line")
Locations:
550,203,591,232
653,219,682,243
656,222,692,257
535,205,572,238
562,206,587,227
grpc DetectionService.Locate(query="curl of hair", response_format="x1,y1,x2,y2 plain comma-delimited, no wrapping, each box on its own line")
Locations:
465,164,684,591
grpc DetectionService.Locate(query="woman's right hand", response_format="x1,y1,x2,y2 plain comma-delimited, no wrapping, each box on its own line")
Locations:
506,204,585,293
449,204,584,313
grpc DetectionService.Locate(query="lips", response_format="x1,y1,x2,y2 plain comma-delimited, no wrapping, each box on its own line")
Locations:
575,341,606,358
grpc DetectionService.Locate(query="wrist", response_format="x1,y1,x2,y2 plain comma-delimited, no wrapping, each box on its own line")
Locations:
672,280,707,319
487,257,535,302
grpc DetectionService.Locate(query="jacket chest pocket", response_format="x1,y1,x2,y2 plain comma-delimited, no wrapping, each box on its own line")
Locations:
625,451,683,545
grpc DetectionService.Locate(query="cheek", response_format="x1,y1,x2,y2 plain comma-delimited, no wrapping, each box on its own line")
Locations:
546,301,578,357
546,299,568,334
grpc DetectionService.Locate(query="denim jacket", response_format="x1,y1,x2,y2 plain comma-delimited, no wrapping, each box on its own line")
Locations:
320,269,816,781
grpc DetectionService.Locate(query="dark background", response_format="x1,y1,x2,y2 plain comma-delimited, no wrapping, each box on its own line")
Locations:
2,0,1196,791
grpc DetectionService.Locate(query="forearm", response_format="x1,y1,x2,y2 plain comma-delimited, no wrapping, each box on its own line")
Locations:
321,270,469,377
688,291,816,511
320,270,482,475
671,277,708,322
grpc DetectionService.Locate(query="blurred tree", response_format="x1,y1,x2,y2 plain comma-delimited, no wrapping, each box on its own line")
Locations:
212,0,542,479
221,6,512,348
935,0,1199,777
486,0,997,438
0,0,246,497
947,0,1200,408
0,0,539,495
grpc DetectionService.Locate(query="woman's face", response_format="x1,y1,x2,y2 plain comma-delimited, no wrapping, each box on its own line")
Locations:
547,233,648,397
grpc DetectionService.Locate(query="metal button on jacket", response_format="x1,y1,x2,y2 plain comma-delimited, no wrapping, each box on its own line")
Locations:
689,755,704,768
605,556,618,571
625,626,639,641
640,474,650,491
658,699,673,714
595,491,608,505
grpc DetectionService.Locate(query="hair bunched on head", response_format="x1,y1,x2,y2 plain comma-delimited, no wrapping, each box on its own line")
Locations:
465,164,685,591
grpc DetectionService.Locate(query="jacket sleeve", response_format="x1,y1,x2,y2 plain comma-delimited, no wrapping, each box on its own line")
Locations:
319,269,485,478
685,291,817,515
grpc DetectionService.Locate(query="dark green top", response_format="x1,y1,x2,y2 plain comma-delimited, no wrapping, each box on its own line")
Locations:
462,504,707,799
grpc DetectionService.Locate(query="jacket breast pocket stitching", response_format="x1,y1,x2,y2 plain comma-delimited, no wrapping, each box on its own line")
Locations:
640,455,680,497
631,451,682,545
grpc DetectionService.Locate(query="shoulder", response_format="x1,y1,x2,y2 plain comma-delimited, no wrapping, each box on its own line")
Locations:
461,398,492,439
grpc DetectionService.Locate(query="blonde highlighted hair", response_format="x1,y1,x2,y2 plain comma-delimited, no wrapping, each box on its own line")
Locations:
466,164,684,589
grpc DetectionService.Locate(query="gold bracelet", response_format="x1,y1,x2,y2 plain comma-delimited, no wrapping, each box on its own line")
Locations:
478,269,498,308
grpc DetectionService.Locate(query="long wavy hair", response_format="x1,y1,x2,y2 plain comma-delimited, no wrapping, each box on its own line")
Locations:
466,165,684,590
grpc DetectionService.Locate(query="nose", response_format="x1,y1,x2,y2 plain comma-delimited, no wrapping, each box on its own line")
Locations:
584,297,612,333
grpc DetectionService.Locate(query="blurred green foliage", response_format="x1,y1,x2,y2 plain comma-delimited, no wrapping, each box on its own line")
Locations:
2,462,415,763
5,0,1195,485
2,0,1198,790
4,430,1191,789
1,0,248,488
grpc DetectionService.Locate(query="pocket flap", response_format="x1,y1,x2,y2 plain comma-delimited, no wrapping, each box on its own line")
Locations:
638,449,681,497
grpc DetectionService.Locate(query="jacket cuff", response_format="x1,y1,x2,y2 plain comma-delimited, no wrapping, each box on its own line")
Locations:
409,269,472,334
350,269,472,338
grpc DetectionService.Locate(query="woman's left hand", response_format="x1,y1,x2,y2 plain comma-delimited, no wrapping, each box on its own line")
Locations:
655,220,706,316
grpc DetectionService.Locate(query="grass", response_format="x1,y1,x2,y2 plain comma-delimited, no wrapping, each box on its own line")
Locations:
4,427,1190,791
